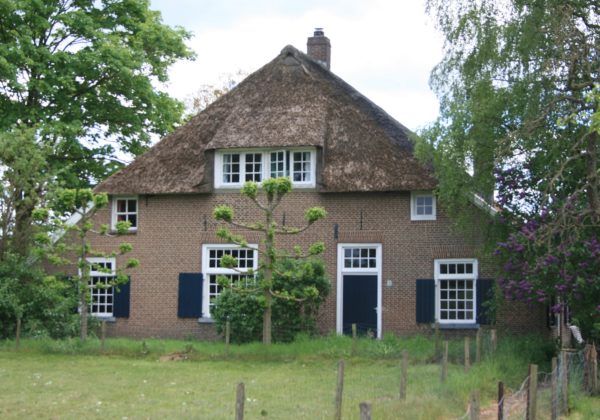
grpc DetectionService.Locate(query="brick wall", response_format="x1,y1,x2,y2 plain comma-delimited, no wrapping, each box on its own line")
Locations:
86,191,546,339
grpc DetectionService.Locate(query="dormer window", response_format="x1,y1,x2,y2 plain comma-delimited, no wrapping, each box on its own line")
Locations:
215,149,316,188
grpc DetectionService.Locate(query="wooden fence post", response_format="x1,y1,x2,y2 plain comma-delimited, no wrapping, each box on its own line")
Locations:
560,351,569,416
352,323,357,356
225,320,231,355
584,344,598,394
335,360,345,420
434,322,441,360
490,329,497,354
100,320,106,352
441,340,448,383
476,330,481,363
359,402,372,420
399,350,408,400
464,336,471,372
15,317,21,350
526,364,538,420
497,381,504,420
235,382,245,420
469,390,480,420
551,357,558,420
591,344,598,393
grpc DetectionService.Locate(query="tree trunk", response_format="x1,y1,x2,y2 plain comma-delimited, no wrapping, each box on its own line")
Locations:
79,278,88,342
262,291,272,345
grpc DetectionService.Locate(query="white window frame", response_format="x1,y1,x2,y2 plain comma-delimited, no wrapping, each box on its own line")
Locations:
435,258,478,324
410,191,436,221
86,257,116,318
201,244,258,318
336,243,382,339
214,149,316,188
111,196,138,231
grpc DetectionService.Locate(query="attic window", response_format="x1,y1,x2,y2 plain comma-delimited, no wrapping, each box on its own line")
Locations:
215,149,316,188
410,191,436,221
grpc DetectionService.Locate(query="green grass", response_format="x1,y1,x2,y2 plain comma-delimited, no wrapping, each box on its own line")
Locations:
0,334,594,419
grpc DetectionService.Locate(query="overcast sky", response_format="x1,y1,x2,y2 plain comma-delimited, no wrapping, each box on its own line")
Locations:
150,0,444,132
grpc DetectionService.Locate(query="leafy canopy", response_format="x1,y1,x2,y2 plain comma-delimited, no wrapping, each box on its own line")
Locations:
0,0,194,185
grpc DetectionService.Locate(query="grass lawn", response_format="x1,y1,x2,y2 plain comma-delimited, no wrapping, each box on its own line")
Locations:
0,335,596,419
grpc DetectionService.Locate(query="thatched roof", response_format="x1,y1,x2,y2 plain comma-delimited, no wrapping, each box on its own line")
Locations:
97,45,437,194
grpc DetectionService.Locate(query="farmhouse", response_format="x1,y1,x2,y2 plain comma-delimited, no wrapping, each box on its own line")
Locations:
90,30,545,339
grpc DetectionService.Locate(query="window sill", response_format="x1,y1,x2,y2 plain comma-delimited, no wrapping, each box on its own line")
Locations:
109,229,138,235
93,316,116,323
438,323,479,330
198,317,215,324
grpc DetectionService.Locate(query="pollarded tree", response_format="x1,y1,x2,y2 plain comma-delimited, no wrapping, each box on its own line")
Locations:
36,189,139,341
213,177,327,345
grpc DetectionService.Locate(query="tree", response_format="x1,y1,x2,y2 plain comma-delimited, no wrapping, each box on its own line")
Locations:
422,1,599,339
38,189,139,341
213,177,327,345
0,0,194,255
0,127,49,258
184,70,247,117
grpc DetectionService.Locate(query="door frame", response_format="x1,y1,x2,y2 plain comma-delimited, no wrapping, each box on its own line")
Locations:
336,243,382,338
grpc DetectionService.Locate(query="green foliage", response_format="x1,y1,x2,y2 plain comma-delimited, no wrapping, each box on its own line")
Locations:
213,258,330,343
213,176,328,344
0,253,78,339
304,207,327,223
262,177,292,196
241,181,259,199
213,205,234,222
0,0,194,186
423,0,600,333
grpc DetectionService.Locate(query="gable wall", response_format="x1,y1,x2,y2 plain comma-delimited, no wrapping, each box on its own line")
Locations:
88,192,546,339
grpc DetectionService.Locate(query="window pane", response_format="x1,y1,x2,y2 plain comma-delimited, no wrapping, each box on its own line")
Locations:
117,200,127,212
128,200,137,212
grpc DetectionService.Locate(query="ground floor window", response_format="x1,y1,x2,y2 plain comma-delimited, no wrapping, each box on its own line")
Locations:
435,259,478,323
87,257,115,317
202,245,257,317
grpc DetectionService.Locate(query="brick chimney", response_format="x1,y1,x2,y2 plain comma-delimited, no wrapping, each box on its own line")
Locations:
307,28,331,70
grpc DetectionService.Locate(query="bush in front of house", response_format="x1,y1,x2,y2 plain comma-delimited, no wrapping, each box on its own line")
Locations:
212,257,330,343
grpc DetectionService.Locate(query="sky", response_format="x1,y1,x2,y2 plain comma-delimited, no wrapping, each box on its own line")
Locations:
149,0,444,132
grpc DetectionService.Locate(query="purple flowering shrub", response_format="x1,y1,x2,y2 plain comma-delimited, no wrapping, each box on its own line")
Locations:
494,166,600,341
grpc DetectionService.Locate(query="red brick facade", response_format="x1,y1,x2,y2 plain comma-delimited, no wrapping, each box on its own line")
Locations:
88,191,546,339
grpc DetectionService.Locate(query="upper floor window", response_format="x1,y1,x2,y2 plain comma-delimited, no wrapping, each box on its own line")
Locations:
112,197,138,231
411,191,436,221
215,149,316,188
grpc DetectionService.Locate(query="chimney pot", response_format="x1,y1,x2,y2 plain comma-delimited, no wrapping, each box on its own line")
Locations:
307,28,331,70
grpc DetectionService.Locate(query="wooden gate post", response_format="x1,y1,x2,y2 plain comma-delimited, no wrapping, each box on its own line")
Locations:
335,360,345,420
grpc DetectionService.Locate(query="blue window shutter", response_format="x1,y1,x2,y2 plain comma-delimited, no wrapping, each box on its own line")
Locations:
416,279,435,323
178,273,203,318
113,276,131,318
476,279,494,325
